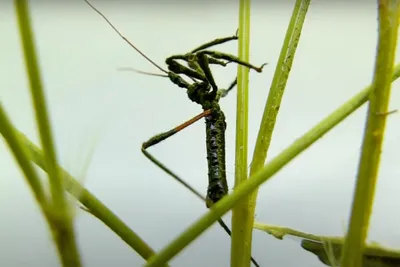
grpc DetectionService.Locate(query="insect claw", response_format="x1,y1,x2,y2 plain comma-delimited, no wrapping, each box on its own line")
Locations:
256,62,268,73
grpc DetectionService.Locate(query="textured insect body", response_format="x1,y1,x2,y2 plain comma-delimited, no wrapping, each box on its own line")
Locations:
183,72,232,207
204,103,228,207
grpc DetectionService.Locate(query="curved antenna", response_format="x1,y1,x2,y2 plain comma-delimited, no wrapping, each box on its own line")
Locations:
84,0,168,74
117,67,169,78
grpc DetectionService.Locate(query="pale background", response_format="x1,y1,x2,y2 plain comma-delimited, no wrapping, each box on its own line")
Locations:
1,0,400,266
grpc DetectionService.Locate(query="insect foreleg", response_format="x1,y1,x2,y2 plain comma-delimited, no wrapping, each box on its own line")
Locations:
196,52,219,96
166,58,207,81
200,51,268,73
190,33,239,53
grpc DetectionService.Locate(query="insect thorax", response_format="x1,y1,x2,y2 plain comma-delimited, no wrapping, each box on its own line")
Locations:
187,81,217,106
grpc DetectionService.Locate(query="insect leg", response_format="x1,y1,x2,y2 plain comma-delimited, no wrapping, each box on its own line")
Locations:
196,52,219,96
200,50,268,73
190,34,239,53
142,109,260,267
219,78,238,98
142,110,214,201
166,58,207,82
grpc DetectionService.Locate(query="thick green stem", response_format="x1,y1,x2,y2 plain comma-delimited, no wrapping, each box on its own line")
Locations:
231,0,252,266
341,1,400,267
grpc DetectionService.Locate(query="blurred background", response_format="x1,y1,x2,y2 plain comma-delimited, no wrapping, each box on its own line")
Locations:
1,0,400,266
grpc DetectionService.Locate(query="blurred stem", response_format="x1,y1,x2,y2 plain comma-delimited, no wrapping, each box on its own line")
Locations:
254,222,341,241
0,104,51,222
231,0,251,266
12,129,159,263
144,61,400,267
14,1,81,266
341,1,400,267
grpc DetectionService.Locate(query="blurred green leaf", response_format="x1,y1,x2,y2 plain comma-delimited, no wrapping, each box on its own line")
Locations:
301,239,400,267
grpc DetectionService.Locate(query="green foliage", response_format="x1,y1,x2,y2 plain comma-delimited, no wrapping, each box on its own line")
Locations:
2,0,400,266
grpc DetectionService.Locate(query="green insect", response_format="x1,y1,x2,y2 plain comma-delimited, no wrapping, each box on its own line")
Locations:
84,1,266,266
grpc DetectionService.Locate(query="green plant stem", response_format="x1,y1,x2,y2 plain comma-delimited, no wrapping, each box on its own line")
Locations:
302,239,400,267
231,0,252,266
144,62,400,267
15,0,65,213
253,222,336,241
250,0,310,177
341,1,400,267
248,0,309,263
254,222,400,266
14,1,81,266
0,104,50,221
11,129,159,263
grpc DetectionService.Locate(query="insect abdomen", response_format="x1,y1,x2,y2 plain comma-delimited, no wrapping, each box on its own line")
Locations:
204,104,228,207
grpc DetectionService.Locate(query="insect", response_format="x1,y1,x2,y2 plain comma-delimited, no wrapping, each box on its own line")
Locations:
84,1,266,266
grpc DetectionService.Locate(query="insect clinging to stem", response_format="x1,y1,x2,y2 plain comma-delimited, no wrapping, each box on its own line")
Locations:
83,1,267,266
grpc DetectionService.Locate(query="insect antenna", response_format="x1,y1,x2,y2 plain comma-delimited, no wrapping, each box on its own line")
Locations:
117,67,199,83
117,67,169,78
84,0,167,74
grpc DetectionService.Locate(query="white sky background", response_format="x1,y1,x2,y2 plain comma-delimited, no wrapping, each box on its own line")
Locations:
1,0,400,266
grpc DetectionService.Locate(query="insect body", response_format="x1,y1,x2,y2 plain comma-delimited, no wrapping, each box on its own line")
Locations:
142,37,266,206
84,1,266,265
142,49,265,206
204,103,228,207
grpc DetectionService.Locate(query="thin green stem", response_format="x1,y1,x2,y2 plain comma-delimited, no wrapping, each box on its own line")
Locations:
302,239,400,267
254,222,400,266
254,222,341,241
13,129,159,263
250,0,310,175
14,1,81,266
144,62,400,267
249,0,309,263
231,0,252,266
14,0,65,211
0,104,50,221
341,1,400,267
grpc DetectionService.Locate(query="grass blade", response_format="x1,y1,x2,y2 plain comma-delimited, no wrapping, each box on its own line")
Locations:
231,0,252,266
254,222,400,266
250,0,310,175
238,0,310,266
14,1,81,265
13,129,159,263
303,239,400,267
0,105,49,219
341,1,400,266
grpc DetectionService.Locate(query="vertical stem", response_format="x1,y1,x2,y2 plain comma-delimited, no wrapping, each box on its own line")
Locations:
341,1,400,266
231,0,252,266
14,1,82,266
